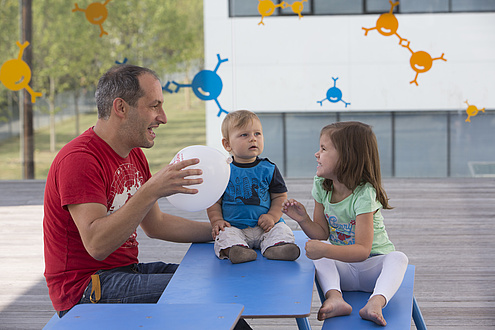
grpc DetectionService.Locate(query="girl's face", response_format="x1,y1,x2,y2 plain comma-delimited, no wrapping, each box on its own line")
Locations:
315,133,339,180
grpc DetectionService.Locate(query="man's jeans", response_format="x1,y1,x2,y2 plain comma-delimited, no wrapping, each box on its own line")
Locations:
58,262,178,317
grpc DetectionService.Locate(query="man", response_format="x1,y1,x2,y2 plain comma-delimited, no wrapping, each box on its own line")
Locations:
43,64,212,317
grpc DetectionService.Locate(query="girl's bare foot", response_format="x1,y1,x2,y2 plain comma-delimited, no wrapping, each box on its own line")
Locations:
317,290,352,321
359,295,387,326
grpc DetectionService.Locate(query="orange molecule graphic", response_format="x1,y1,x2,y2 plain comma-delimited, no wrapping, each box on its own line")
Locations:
464,100,485,122
362,0,446,86
258,0,287,25
401,41,447,86
288,0,308,19
362,1,406,44
0,41,42,103
73,0,111,37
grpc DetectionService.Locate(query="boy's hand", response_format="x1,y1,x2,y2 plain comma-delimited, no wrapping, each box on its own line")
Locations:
211,220,231,239
258,214,276,232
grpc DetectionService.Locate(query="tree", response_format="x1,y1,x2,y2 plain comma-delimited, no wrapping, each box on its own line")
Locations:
32,0,113,151
0,1,21,138
2,0,205,157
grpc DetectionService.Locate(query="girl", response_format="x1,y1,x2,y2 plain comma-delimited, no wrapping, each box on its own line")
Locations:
282,121,408,326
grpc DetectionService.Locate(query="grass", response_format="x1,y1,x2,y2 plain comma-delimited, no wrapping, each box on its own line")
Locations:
0,92,206,180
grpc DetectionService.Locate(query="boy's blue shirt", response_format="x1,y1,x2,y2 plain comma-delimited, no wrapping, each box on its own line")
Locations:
221,157,287,229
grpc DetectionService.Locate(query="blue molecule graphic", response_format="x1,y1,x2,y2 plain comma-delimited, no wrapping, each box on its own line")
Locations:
317,77,350,108
163,54,229,117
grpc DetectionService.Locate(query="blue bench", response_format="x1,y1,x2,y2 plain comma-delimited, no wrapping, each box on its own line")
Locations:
42,303,244,330
316,264,427,329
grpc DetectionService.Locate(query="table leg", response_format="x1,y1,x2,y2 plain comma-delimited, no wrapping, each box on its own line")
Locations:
296,317,312,330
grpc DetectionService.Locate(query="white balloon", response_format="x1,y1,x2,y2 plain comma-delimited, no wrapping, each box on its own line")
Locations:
166,145,231,212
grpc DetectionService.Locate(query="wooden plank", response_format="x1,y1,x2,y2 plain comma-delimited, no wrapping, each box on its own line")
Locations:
1,178,494,329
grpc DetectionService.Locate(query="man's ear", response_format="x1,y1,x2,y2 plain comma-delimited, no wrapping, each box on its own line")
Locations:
222,138,231,152
112,98,127,119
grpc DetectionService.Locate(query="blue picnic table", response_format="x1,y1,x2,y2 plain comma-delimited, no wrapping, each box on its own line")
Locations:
158,230,315,329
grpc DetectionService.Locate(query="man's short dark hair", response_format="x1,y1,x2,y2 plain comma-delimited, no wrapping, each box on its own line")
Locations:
95,65,160,119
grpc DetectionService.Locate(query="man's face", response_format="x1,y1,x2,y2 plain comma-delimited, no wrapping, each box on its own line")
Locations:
123,73,166,149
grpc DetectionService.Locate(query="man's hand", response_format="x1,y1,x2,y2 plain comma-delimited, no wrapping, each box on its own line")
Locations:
145,158,203,200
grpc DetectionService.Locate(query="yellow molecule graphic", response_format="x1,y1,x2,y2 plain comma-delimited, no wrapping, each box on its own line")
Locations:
258,0,287,25
0,41,42,103
73,0,111,37
401,41,446,86
464,100,485,122
257,0,307,25
288,0,308,19
362,1,406,44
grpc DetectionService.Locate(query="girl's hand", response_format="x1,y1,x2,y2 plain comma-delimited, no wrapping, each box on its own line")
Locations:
211,220,231,239
282,199,309,223
305,239,329,260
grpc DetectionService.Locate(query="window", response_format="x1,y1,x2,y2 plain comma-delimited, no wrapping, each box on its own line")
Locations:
313,0,362,15
259,111,495,178
229,0,263,17
229,0,495,17
451,0,495,12
400,0,449,13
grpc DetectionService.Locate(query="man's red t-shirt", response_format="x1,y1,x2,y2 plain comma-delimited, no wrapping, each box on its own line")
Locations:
43,127,151,311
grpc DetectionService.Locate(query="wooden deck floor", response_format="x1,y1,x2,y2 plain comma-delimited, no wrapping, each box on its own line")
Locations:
0,178,494,329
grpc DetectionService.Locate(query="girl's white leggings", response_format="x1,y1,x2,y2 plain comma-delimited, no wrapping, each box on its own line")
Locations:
314,246,408,306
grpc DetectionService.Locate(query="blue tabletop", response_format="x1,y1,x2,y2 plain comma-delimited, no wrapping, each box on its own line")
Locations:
43,303,244,330
158,230,315,318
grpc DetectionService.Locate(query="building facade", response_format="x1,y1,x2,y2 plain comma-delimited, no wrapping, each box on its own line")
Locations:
203,0,495,177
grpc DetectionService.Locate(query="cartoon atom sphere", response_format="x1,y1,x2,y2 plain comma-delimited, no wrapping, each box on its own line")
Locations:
0,41,42,103
73,1,111,37
317,77,350,108
163,54,229,117
464,100,485,122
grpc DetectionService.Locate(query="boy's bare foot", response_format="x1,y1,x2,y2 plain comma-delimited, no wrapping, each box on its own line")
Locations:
317,290,352,321
359,295,387,326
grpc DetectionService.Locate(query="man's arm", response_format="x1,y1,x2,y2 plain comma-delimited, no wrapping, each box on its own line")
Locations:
140,202,212,243
69,158,203,261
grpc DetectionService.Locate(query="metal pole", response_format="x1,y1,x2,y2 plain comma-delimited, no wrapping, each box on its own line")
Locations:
21,0,35,179
18,0,24,178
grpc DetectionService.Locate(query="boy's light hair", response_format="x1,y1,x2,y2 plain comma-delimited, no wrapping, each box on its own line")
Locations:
221,110,261,140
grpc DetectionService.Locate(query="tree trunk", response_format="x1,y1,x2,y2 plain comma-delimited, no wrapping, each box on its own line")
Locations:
184,67,191,110
49,76,56,153
21,0,34,179
74,90,80,136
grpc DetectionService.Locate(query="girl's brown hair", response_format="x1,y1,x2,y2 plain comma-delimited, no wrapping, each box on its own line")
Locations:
320,121,392,209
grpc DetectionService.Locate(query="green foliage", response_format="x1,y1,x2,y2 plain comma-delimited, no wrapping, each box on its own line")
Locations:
0,0,21,123
0,91,206,180
0,0,205,178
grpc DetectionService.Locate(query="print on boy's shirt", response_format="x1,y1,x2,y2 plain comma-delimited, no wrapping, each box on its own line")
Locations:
226,177,270,206
107,163,145,248
327,215,356,245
